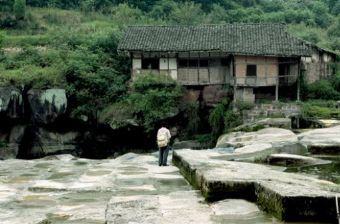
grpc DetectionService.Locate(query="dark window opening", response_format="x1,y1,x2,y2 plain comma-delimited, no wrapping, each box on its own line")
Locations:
199,59,208,67
246,64,257,76
279,64,289,76
221,58,229,66
178,59,188,68
179,59,209,68
142,58,159,69
188,59,198,67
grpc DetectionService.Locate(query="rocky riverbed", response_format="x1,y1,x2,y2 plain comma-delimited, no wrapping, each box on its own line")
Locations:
0,151,314,224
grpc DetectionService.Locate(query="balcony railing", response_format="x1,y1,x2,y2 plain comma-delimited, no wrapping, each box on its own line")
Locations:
231,74,298,87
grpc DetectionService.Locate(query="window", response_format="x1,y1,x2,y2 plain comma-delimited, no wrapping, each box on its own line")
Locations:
246,64,257,76
279,64,289,76
179,59,208,68
188,59,198,67
142,58,159,69
199,59,208,67
178,59,188,68
221,58,229,66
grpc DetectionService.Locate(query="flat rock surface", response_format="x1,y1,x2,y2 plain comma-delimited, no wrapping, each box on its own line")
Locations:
214,128,307,161
0,152,281,224
216,128,299,148
267,153,331,166
298,125,340,151
175,149,337,197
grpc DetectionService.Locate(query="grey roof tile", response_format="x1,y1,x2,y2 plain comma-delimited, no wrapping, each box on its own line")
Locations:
118,24,312,57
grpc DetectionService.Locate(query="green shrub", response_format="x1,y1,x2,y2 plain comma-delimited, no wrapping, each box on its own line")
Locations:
302,104,334,119
14,0,26,20
224,110,242,132
127,74,183,132
0,13,17,28
208,102,226,140
208,99,243,142
193,133,212,143
235,100,255,112
305,79,340,100
185,102,200,136
99,101,135,129
300,100,340,119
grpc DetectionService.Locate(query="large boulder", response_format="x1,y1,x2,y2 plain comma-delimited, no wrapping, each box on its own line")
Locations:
0,87,23,118
29,128,81,157
28,89,67,124
216,128,306,160
298,125,340,154
0,125,25,159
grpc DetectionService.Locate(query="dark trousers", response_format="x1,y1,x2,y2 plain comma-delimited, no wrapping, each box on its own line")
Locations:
159,146,169,166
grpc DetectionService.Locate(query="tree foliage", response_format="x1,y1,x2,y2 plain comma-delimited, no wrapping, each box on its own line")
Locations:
127,74,183,132
13,0,26,20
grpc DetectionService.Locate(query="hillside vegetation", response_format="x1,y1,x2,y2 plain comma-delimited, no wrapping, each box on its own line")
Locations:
1,0,340,135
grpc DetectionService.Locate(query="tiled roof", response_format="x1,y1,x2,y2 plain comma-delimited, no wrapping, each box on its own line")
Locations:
118,24,312,57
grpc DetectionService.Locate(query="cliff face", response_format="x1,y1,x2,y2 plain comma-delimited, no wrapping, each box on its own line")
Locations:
0,87,78,159
0,87,155,160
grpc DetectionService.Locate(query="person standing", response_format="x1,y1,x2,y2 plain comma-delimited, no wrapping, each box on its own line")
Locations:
157,125,171,166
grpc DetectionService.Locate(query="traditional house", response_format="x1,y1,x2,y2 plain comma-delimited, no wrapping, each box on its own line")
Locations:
118,24,336,103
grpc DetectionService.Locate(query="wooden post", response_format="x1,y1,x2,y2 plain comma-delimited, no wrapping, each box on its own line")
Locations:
275,76,279,102
297,58,301,102
167,52,170,77
232,56,237,105
208,52,211,83
198,52,200,84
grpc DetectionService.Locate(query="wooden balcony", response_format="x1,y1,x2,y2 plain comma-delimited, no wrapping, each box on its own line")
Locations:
177,68,229,86
231,74,298,87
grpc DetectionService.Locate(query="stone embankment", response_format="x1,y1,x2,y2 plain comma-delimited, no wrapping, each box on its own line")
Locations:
173,149,339,222
173,126,340,222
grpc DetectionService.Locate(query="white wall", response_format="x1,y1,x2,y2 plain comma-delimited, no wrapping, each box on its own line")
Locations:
132,58,142,70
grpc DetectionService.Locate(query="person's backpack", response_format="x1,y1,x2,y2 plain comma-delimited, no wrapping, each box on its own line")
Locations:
157,130,168,147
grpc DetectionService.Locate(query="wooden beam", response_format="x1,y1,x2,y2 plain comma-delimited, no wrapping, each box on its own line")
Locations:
297,58,301,102
275,76,279,102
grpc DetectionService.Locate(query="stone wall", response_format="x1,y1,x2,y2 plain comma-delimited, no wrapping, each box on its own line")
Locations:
243,103,301,123
302,49,335,83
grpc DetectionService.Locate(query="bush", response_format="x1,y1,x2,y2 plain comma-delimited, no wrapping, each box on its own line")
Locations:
99,101,135,129
234,100,255,112
306,79,340,100
224,110,242,132
127,74,183,132
301,103,335,119
208,103,225,140
0,14,17,28
185,102,200,136
193,133,212,143
14,0,26,20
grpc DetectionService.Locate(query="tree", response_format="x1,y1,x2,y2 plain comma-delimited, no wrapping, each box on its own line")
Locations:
150,0,177,20
207,4,229,23
169,2,206,25
111,3,144,28
0,0,14,12
13,0,26,20
127,74,183,132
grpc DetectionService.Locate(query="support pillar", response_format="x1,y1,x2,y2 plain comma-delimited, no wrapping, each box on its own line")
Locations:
275,76,279,101
297,59,301,102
